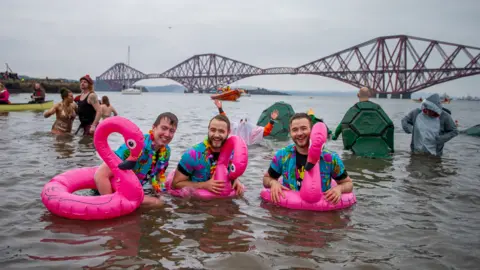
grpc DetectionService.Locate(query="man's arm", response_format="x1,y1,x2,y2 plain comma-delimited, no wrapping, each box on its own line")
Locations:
43,103,59,118
401,109,417,134
332,123,342,140
171,150,205,189
335,176,353,193
331,153,353,193
262,120,274,137
88,93,102,127
437,114,459,144
172,167,206,189
262,151,283,188
263,169,280,188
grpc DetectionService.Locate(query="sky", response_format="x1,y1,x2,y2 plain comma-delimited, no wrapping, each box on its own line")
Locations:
1,0,480,96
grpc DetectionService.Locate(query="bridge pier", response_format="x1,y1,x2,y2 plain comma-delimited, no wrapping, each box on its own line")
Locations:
377,93,388,99
391,93,401,99
402,93,411,99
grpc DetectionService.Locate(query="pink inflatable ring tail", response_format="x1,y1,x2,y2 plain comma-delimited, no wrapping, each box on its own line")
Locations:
41,116,145,220
166,135,248,199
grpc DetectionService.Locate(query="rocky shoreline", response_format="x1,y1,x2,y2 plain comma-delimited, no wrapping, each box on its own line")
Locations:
1,80,81,94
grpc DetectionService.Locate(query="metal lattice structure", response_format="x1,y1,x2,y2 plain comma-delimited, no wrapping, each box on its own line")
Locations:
96,35,480,94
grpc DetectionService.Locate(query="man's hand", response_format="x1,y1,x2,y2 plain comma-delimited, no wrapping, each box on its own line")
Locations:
232,179,245,196
270,180,289,203
271,109,279,120
324,186,342,204
202,173,225,194
214,100,222,109
89,124,96,134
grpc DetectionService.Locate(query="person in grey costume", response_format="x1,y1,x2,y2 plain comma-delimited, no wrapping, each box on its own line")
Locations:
402,93,458,156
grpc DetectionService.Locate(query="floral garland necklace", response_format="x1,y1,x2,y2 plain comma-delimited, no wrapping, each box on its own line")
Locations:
148,130,169,193
203,137,217,176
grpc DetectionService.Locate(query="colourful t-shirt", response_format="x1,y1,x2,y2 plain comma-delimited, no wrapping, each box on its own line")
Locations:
268,144,347,192
177,138,232,182
115,134,171,185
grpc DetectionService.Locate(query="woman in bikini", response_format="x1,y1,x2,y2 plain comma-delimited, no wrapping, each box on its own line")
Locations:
43,88,78,134
100,96,118,119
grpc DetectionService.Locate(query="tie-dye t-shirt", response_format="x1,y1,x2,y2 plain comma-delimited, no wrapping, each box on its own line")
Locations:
115,134,171,185
268,144,347,192
177,139,232,182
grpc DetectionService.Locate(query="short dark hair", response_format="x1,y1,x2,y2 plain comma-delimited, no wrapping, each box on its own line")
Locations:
289,113,312,127
209,114,230,131
154,112,178,128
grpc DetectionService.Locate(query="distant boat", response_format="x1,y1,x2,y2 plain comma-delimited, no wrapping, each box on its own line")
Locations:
121,88,142,95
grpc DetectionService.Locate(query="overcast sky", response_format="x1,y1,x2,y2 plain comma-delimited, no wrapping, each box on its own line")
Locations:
1,0,480,96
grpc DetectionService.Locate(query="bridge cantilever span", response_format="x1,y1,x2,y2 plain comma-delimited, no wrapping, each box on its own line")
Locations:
95,35,480,96
262,67,297,75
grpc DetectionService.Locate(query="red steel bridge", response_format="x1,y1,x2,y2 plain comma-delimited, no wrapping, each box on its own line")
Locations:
95,35,480,98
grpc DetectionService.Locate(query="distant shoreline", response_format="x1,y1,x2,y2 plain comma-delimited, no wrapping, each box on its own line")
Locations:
1,79,81,94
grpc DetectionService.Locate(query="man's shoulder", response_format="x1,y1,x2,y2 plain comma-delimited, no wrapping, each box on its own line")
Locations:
321,147,342,161
274,144,295,156
183,141,207,156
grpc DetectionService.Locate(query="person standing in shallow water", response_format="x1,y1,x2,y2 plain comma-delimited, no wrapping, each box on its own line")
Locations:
100,96,118,119
402,93,458,157
76,74,102,135
43,88,78,134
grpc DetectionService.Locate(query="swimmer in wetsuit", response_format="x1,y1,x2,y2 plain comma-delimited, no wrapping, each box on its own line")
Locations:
43,88,77,134
76,74,102,135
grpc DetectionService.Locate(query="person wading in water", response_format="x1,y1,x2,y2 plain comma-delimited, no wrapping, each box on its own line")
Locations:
43,88,77,134
76,74,102,135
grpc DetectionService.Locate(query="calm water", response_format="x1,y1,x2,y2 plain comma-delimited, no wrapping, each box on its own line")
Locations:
1,92,479,270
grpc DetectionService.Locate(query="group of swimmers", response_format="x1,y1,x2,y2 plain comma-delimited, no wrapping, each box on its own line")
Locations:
42,75,118,135
33,77,460,209
87,95,354,207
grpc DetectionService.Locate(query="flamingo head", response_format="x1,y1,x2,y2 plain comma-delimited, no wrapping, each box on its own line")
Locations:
114,118,145,170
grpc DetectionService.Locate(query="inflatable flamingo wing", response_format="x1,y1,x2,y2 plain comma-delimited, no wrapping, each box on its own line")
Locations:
41,116,145,220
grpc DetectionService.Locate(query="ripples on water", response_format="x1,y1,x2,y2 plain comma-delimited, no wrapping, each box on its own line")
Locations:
0,93,479,269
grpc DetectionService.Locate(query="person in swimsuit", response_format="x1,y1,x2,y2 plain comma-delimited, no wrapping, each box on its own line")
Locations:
43,88,77,134
76,74,102,135
100,96,118,119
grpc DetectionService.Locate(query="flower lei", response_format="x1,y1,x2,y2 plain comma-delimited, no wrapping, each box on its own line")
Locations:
148,130,169,193
203,137,217,176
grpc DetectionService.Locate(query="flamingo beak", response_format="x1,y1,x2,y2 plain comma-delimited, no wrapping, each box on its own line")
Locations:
118,160,137,170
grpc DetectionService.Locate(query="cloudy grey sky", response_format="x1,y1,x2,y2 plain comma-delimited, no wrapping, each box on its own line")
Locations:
2,0,480,95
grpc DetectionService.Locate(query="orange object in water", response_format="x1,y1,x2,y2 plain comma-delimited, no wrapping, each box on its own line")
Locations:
210,89,241,101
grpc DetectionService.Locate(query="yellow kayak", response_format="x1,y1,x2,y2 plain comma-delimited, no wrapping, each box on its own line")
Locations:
0,100,54,112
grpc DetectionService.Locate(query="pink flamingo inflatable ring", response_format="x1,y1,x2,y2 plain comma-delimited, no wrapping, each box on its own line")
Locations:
41,116,145,220
165,135,248,199
260,122,357,211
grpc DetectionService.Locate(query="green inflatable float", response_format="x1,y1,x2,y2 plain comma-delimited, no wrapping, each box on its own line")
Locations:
334,101,394,158
464,124,480,137
257,101,295,140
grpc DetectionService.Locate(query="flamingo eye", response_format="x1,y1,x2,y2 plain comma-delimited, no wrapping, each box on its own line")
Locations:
127,139,136,149
229,164,236,172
